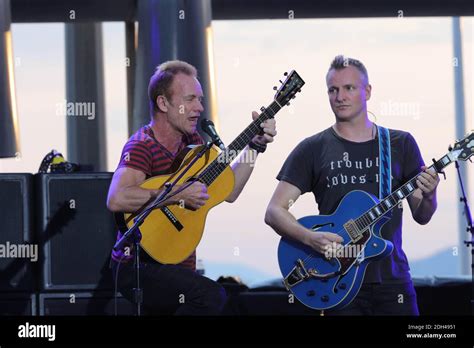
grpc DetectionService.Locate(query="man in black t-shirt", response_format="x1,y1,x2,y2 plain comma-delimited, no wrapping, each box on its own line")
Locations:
265,55,440,315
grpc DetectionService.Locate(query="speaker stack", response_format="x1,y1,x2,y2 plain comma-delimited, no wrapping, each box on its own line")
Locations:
0,172,134,316
0,173,36,315
35,172,133,315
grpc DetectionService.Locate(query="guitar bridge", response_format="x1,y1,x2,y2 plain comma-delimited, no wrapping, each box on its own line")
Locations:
282,259,310,290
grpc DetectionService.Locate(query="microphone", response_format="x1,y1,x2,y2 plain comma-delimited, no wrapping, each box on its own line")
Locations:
201,119,225,151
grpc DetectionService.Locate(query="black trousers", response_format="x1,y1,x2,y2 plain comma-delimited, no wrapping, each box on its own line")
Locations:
328,281,419,315
111,255,226,315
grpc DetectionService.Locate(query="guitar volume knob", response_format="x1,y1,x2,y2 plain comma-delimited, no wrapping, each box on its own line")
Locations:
306,290,315,297
321,295,329,302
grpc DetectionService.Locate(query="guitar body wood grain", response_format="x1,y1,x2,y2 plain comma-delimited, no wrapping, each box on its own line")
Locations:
116,145,235,264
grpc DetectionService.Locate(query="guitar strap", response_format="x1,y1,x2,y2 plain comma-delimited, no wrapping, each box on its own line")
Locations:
377,125,391,201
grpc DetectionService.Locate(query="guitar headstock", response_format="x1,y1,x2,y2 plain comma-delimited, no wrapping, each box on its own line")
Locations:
452,131,474,162
274,70,305,106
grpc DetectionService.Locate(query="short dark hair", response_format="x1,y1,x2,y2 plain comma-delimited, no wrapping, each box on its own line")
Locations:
148,60,198,115
327,55,369,84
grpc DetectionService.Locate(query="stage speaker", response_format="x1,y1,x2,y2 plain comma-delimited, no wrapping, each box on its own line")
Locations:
0,293,37,315
414,276,472,315
39,291,134,316
36,173,116,291
0,173,36,292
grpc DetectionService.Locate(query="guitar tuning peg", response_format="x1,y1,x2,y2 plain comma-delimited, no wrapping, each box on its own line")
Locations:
273,86,277,90
284,72,288,76
279,80,283,84
286,102,290,106
298,89,302,92
260,106,265,112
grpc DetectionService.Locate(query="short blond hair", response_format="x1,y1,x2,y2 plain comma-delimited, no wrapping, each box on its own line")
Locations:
148,60,198,114
326,55,369,85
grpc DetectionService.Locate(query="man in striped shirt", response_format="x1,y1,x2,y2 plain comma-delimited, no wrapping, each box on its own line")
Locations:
107,60,276,315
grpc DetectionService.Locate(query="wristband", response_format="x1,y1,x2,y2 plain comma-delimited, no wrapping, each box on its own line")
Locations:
249,141,267,153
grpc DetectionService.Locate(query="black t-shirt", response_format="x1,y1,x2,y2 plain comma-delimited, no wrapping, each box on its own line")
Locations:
277,126,424,283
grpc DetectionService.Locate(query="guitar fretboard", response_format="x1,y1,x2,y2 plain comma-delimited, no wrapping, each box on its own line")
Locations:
351,150,460,237
198,100,282,186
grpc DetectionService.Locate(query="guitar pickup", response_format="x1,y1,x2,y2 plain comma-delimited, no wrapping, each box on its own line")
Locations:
344,220,363,243
282,259,310,290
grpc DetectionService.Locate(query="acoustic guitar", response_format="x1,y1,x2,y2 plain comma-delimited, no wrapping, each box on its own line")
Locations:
116,70,305,264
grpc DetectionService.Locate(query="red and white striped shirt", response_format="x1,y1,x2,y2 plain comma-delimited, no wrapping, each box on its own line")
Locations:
111,124,203,270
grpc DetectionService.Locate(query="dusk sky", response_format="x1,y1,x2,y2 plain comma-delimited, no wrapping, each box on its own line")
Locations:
3,16,473,286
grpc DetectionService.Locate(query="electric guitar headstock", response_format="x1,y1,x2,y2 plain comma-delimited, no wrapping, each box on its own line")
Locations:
450,131,474,162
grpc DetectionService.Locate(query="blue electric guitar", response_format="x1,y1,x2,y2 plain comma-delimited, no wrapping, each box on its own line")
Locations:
278,131,474,311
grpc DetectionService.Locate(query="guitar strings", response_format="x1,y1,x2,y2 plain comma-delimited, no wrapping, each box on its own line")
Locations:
200,102,281,185
295,169,434,274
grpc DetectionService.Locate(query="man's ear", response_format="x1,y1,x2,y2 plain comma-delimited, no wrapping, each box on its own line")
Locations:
156,95,168,113
365,84,372,101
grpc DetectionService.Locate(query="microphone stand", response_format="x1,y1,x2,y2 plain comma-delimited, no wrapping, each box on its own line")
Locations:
113,141,215,316
454,161,473,313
